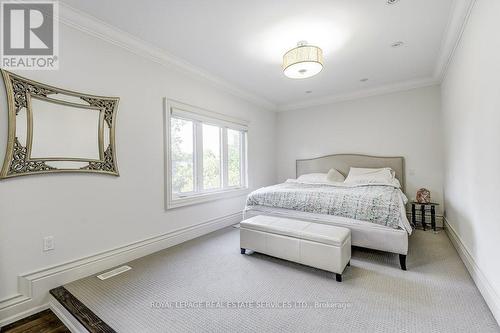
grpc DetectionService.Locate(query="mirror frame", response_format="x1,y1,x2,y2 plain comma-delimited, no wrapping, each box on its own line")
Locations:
0,69,120,179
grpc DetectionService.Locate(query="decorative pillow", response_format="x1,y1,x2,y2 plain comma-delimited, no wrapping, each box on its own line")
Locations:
344,167,395,185
296,173,328,183
326,168,345,182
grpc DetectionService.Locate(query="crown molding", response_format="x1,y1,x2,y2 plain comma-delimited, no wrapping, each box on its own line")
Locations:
433,0,477,81
57,3,277,111
278,0,476,112
276,77,440,112
278,0,477,112
56,1,474,114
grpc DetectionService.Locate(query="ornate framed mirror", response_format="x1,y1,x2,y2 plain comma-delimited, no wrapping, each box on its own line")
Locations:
0,70,119,179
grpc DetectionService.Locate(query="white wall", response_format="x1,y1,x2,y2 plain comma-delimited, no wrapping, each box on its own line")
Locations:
275,85,444,212
6,1,500,325
0,23,276,315
441,0,500,321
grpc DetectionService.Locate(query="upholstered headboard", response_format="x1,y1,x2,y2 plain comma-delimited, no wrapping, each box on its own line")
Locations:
296,154,406,193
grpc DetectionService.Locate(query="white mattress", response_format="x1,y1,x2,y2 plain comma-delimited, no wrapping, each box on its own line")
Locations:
244,205,408,255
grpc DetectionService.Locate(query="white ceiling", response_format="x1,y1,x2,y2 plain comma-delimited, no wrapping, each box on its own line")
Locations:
61,0,456,110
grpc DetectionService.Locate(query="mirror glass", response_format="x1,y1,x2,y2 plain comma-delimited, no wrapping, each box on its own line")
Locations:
30,97,101,160
45,161,90,169
1,70,119,179
16,107,28,146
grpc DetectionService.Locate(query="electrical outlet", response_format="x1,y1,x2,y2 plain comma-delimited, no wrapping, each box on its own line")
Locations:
43,236,54,252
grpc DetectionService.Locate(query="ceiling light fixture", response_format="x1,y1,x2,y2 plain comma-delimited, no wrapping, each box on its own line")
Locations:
360,78,369,82
387,0,400,4
283,41,323,79
391,41,404,48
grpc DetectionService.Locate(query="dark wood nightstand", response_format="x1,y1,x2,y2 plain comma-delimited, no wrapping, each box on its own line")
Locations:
411,201,440,231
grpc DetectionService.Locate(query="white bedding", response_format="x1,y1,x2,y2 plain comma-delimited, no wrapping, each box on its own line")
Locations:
245,205,407,232
244,205,410,254
245,180,412,234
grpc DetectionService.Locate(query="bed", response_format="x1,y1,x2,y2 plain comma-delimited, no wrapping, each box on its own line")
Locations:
244,154,411,270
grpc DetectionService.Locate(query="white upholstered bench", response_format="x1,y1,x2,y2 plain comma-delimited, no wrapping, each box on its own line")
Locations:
240,215,351,282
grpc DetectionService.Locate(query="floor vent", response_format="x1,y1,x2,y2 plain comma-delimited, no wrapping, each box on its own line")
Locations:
97,265,132,280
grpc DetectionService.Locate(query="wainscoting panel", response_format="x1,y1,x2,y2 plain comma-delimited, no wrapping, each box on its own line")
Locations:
0,212,242,327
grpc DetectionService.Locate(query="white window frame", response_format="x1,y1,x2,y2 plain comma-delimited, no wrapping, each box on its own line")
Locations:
164,98,249,209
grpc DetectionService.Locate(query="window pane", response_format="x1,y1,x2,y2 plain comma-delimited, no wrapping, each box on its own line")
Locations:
227,129,241,187
171,118,194,193
202,124,221,189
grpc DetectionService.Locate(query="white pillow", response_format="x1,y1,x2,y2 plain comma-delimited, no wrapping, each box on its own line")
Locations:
344,167,395,185
296,173,328,183
326,168,345,182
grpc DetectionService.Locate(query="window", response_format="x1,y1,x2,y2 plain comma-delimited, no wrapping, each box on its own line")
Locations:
202,124,221,190
166,100,248,209
227,129,242,187
171,118,194,194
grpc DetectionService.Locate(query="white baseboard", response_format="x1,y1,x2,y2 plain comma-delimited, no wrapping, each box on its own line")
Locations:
0,212,242,327
444,217,500,325
0,303,49,328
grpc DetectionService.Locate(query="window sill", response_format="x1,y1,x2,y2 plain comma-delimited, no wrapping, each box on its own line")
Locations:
166,187,251,210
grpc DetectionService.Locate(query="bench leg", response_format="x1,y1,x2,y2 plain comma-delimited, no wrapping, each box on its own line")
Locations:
240,248,246,254
399,254,407,271
335,273,342,282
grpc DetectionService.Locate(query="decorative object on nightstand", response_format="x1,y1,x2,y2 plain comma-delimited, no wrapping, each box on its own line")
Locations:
411,201,440,232
416,188,431,203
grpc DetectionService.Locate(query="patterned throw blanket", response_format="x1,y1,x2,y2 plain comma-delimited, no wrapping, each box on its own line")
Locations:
246,181,411,233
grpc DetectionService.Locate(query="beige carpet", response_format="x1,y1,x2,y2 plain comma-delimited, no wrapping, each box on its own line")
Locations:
65,227,499,333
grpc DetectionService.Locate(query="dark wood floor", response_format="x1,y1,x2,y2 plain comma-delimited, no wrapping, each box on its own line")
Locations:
50,287,115,333
1,309,70,333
